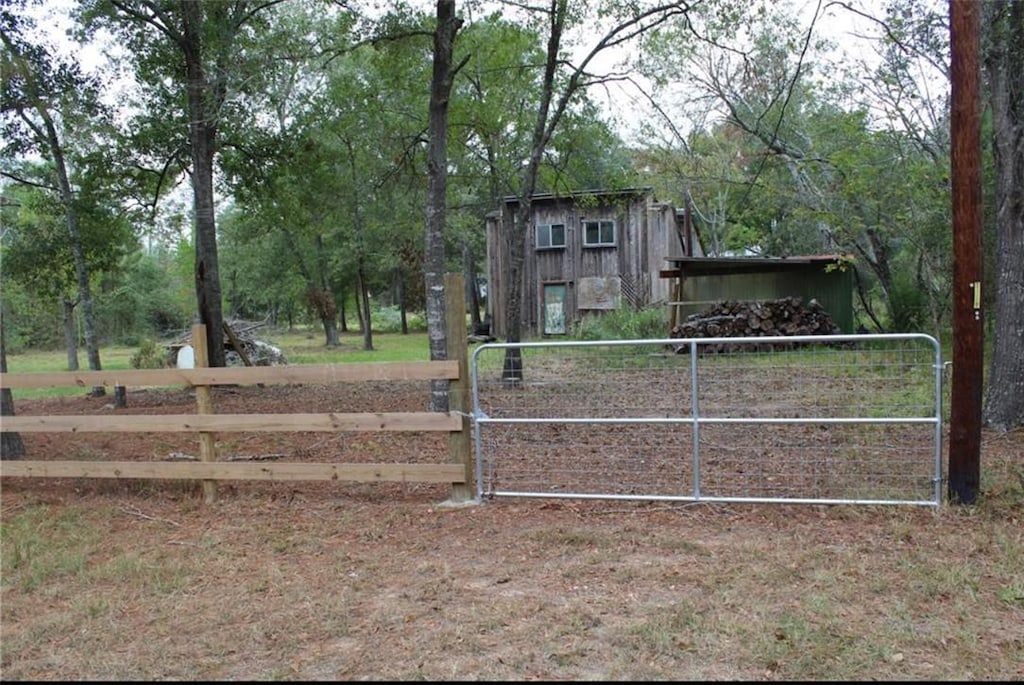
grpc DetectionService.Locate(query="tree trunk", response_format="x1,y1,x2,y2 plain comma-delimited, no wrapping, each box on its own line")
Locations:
851,265,885,331
357,264,374,352
982,0,1024,429
463,240,481,327
308,286,340,348
425,0,462,411
182,1,227,368
40,105,103,394
228,268,239,318
1,308,25,460
502,1,568,383
314,235,339,347
502,206,527,382
864,227,897,330
396,270,409,334
353,284,365,333
338,288,349,333
62,294,79,371
320,307,340,347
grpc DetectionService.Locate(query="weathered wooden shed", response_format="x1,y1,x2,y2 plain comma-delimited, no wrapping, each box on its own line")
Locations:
485,188,702,338
661,254,856,333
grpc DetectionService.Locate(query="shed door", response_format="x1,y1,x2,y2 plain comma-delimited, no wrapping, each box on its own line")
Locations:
543,283,567,335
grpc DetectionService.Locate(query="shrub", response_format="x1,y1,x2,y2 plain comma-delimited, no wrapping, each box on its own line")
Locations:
129,339,167,369
368,305,427,333
571,306,669,341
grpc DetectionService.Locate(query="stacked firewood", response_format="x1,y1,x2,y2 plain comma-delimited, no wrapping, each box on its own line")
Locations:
166,319,288,366
669,297,841,353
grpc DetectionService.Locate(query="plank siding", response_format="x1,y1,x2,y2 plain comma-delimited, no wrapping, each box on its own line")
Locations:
486,189,696,338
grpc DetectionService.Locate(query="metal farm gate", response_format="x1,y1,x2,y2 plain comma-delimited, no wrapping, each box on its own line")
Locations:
469,334,944,506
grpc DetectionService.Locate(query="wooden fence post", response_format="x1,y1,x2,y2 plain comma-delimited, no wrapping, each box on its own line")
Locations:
444,273,475,502
191,323,218,504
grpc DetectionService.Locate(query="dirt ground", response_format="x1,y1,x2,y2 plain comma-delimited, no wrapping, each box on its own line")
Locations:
1,383,1022,680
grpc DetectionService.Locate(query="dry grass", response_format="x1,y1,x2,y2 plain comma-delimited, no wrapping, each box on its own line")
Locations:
1,386,1022,681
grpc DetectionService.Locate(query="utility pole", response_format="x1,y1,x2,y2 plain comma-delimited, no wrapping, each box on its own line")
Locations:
948,0,983,505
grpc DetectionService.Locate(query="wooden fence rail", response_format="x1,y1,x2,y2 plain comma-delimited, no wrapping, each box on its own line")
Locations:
0,274,476,504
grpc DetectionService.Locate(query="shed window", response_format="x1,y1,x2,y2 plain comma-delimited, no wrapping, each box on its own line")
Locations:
583,220,616,247
536,223,566,249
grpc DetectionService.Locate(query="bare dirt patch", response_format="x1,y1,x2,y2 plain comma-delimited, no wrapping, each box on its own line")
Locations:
2,385,1022,680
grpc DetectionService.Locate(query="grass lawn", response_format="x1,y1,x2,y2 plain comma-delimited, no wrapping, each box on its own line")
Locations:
3,327,434,399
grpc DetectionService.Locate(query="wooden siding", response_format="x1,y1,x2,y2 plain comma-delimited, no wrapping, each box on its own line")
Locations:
486,190,694,338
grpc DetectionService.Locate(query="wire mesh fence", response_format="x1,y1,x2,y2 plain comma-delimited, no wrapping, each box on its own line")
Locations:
470,334,943,506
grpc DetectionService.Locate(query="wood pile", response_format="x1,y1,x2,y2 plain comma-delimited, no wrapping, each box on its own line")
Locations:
166,319,288,367
669,297,841,353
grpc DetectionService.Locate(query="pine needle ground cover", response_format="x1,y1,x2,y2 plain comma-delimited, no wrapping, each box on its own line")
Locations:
2,375,1021,681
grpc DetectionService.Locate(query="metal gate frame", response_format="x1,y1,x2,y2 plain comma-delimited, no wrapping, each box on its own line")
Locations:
470,334,944,506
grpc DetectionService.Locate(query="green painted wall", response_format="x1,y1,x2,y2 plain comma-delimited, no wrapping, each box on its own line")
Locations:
678,265,854,333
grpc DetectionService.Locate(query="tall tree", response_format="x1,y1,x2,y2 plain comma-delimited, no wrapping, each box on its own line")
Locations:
0,297,25,461
220,4,429,349
79,0,286,367
831,0,1021,425
425,0,464,409
634,0,956,334
1,8,109,394
981,0,1024,430
497,0,694,380
224,124,350,348
0,179,132,368
446,14,550,332
217,1,345,346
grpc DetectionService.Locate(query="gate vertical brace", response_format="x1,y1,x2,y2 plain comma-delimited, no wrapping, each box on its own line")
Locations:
690,340,701,500
948,0,983,505
932,339,946,506
445,273,475,502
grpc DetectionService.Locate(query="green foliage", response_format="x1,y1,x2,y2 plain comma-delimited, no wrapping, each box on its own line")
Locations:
1,184,76,301
0,279,63,351
128,338,167,369
368,305,426,334
571,307,669,341
95,249,193,345
1,0,992,379
886,262,931,333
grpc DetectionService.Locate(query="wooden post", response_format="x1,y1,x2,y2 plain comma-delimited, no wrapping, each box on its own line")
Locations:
445,273,475,502
192,323,219,503
113,386,126,408
670,275,682,331
948,0,983,505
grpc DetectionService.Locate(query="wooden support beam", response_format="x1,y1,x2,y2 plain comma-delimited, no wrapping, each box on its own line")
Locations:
0,460,467,483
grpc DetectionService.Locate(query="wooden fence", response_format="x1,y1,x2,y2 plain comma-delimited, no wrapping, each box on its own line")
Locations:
0,275,475,504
